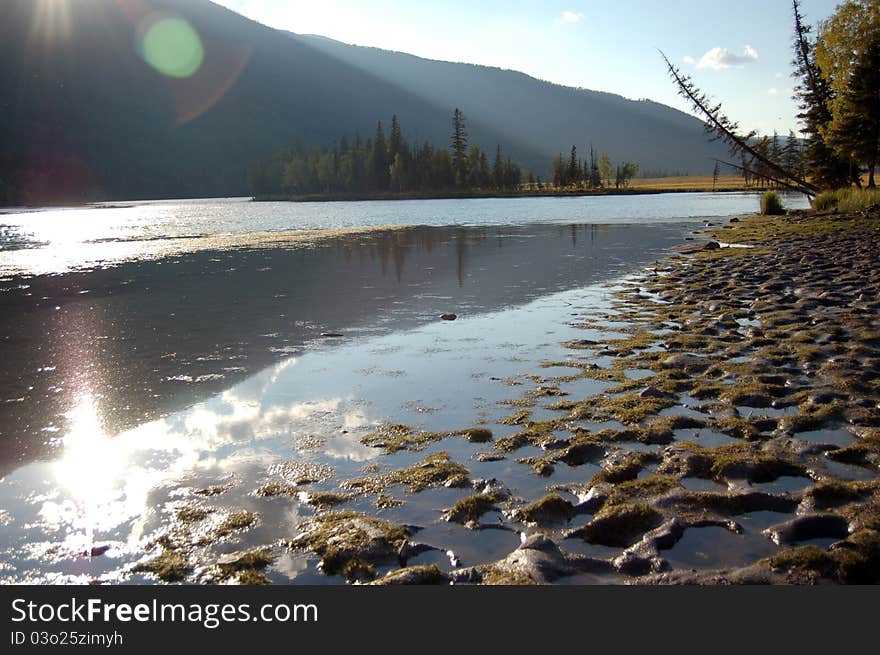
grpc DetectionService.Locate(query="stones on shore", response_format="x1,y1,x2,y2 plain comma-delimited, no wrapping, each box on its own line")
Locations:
440,313,457,321
252,211,880,585
703,240,721,250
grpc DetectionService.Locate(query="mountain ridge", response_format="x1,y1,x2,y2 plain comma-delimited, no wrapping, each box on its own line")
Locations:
0,0,727,204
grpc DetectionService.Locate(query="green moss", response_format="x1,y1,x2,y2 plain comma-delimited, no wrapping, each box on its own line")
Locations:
714,417,762,441
360,423,455,454
605,331,661,355
708,213,862,244
776,402,847,434
134,551,192,582
705,443,803,481
256,482,300,497
236,569,271,585
480,567,540,585
298,510,411,579
499,409,532,426
340,557,376,582
374,493,404,510
575,392,676,424
373,564,448,585
176,507,210,524
343,452,469,494
465,428,493,443
214,548,275,584
444,493,502,524
304,491,353,510
514,493,576,525
494,419,564,453
804,480,873,509
575,502,664,547
766,546,835,574
215,510,257,537
717,378,783,406
615,475,681,499
590,460,643,485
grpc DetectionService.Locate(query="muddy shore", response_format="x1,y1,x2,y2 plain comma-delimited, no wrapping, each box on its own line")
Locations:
94,208,880,584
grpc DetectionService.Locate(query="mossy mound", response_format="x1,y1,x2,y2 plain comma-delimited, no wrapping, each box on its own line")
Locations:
296,510,412,581
343,452,469,494
514,493,577,526
572,502,664,547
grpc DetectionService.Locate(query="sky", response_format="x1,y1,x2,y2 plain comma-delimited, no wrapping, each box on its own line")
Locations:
213,0,842,136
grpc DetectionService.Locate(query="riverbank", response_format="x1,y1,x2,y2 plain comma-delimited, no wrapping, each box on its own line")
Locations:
115,206,880,586
253,178,752,203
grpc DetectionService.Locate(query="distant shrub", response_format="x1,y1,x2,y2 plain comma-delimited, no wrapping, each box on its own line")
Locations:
812,188,880,213
760,190,785,215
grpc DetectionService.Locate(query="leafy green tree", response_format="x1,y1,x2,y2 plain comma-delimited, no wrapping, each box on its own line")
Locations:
829,34,880,187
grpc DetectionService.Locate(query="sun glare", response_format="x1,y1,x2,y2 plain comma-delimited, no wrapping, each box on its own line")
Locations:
30,0,73,43
139,14,205,79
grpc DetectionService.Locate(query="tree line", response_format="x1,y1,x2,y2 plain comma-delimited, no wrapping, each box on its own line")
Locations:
549,145,640,189
249,109,523,197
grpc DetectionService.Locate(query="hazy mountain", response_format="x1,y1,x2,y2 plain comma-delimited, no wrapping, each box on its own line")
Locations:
0,0,726,204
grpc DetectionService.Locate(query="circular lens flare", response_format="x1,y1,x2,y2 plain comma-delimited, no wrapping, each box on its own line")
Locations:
141,17,204,79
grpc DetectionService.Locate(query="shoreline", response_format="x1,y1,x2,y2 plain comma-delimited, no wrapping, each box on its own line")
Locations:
292,207,880,585
253,186,764,204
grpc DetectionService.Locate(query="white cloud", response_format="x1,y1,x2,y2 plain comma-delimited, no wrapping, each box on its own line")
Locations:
696,45,759,70
683,55,696,65
562,11,584,23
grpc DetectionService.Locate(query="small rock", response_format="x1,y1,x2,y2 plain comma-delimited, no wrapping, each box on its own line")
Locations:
440,313,457,321
320,332,343,338
703,241,721,250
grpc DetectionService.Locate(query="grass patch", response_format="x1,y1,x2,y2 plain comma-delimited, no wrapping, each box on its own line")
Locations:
760,190,785,215
813,188,880,213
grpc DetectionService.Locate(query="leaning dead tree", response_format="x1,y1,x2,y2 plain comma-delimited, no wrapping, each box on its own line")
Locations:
660,50,819,197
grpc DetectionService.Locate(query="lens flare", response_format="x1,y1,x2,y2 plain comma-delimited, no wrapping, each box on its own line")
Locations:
140,16,204,79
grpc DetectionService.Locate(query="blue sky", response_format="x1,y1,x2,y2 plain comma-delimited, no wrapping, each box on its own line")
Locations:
214,0,840,136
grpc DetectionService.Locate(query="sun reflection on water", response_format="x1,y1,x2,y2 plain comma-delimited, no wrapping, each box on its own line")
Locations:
50,394,120,555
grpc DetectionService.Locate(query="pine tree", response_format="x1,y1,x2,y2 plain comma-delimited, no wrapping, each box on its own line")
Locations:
588,145,601,188
451,108,468,187
388,114,403,162
791,0,850,189
370,121,389,190
568,145,578,187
